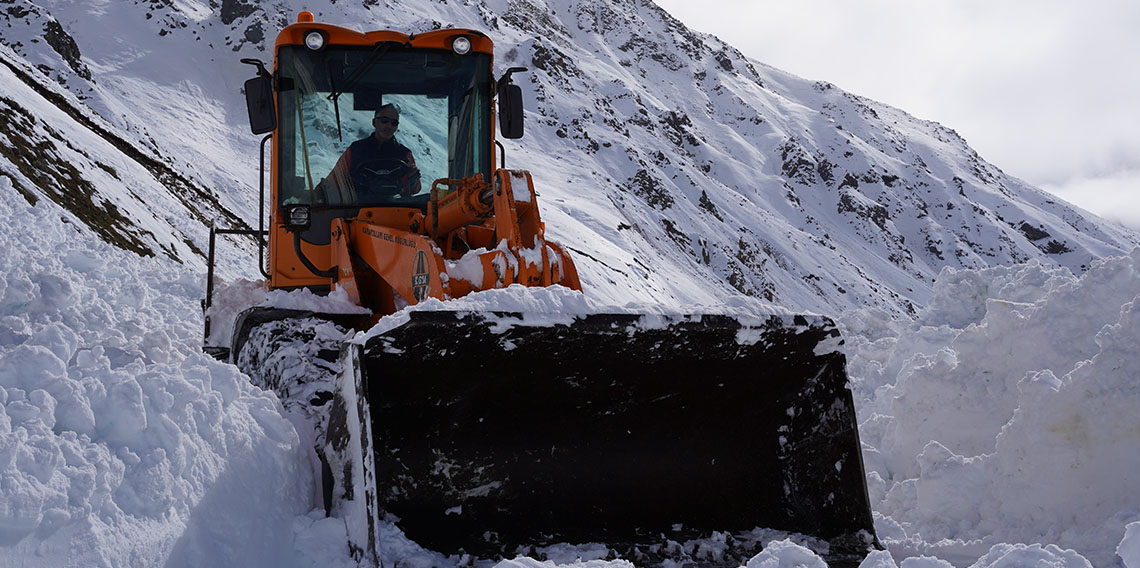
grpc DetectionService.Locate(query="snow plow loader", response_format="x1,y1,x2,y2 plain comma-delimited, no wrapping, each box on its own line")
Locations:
203,12,877,566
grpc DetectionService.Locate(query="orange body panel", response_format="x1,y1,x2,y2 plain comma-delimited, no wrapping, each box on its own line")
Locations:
325,171,581,317
334,218,449,308
275,21,493,55
267,207,423,289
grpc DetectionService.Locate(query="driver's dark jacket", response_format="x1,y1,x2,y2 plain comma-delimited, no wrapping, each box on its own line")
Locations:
327,135,418,197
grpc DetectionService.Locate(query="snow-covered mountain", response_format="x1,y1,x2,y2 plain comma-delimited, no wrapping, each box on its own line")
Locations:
3,1,1140,567
3,0,1135,317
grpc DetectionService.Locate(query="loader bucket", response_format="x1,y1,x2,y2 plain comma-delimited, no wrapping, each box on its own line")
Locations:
348,310,875,560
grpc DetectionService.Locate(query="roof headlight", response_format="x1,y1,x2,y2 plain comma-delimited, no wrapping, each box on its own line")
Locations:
452,35,472,55
304,30,325,51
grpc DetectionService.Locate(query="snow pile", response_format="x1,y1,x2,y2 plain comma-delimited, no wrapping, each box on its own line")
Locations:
204,278,369,350
5,163,1140,566
5,158,1139,566
845,250,1140,566
1120,523,1140,568
393,281,792,318
0,190,313,566
355,282,797,343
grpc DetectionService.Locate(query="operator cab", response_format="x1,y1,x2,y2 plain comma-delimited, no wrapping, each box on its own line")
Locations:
275,41,494,211
238,17,527,288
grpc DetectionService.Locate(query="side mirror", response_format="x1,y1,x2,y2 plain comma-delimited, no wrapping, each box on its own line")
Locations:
241,58,276,135
497,66,527,140
498,84,524,139
244,75,277,135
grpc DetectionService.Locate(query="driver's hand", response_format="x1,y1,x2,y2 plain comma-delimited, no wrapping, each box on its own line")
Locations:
312,179,328,204
402,165,422,197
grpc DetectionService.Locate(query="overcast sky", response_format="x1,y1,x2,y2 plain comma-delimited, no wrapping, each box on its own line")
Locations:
653,0,1140,230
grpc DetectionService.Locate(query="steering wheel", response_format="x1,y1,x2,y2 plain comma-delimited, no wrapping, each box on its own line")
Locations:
352,157,418,200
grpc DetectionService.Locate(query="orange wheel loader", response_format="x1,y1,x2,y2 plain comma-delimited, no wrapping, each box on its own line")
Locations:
202,12,877,567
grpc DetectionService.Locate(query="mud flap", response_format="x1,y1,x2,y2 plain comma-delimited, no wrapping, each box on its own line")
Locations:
336,311,876,562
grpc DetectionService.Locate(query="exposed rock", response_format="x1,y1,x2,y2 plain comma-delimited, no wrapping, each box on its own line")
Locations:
41,18,90,81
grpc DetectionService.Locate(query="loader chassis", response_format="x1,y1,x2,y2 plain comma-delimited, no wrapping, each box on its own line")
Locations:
204,11,879,567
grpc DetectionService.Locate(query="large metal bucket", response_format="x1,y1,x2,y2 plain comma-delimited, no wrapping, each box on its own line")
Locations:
328,310,877,564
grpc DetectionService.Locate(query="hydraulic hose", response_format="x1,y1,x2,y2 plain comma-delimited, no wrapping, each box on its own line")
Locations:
293,232,337,279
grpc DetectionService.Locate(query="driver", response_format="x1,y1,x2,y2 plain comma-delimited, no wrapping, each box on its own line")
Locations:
322,103,421,200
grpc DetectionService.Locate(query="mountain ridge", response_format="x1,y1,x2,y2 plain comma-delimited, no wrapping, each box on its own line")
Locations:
1,0,1135,318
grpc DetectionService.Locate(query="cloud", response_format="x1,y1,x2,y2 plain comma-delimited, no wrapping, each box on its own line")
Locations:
654,0,1140,231
1042,170,1140,231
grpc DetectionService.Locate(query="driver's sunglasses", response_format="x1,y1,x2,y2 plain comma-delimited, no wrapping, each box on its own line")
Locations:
377,116,399,126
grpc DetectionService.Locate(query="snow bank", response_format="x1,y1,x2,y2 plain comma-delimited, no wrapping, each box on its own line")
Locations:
0,191,313,566
844,251,1140,567
355,282,797,344
204,278,370,351
6,165,1140,567
1120,522,1140,568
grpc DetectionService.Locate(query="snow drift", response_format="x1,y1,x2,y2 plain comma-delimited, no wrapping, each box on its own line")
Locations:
846,251,1140,566
0,182,313,566
4,166,1140,565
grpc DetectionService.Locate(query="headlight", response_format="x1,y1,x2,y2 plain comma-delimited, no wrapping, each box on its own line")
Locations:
304,31,325,51
452,36,471,55
285,205,312,231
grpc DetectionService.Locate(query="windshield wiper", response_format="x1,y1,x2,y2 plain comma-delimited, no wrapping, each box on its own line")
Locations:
327,41,397,141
